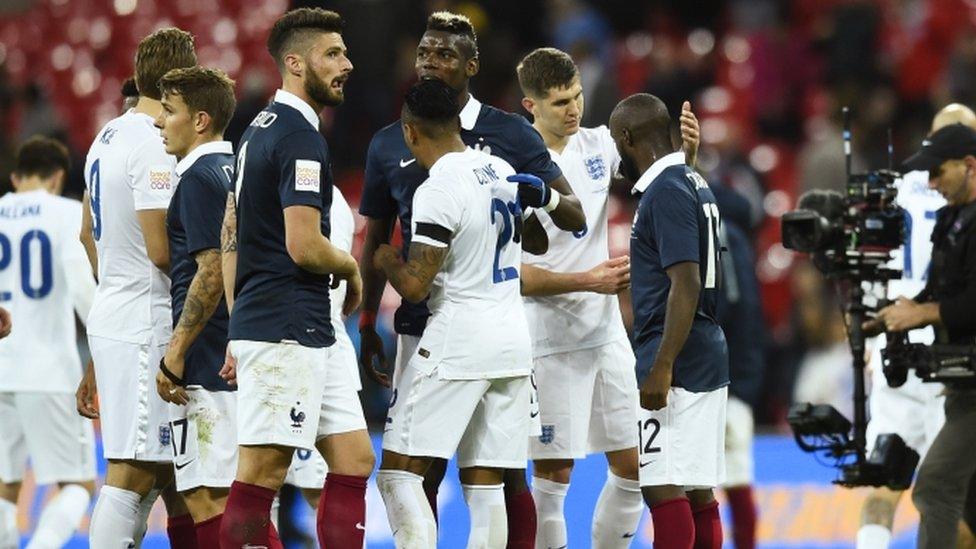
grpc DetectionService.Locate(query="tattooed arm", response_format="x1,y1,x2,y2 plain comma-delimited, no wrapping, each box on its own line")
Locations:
373,241,448,304
221,191,238,311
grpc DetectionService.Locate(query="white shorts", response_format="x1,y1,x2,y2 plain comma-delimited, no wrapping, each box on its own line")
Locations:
169,389,238,492
285,448,327,490
722,395,754,487
231,340,366,449
866,363,945,459
0,392,96,485
393,334,421,383
530,338,639,459
638,386,727,488
89,335,172,461
383,362,531,469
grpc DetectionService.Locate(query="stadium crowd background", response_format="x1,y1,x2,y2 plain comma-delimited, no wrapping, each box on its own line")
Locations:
0,0,975,545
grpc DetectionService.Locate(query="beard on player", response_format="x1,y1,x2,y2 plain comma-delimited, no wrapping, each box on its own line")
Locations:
305,65,347,107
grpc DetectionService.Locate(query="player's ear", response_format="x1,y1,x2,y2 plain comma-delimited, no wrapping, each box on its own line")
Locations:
284,52,304,78
465,55,479,78
9,173,19,191
50,169,65,195
521,97,535,117
193,110,212,135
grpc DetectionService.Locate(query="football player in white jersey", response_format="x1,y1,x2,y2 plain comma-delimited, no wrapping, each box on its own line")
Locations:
515,47,700,548
80,28,198,547
375,80,535,549
856,103,974,549
0,137,96,549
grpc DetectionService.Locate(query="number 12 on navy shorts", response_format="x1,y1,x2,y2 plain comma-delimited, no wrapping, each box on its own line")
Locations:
637,386,727,489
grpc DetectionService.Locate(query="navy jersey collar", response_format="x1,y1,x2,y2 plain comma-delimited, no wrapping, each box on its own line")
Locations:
459,95,482,130
632,151,686,194
274,89,320,130
175,141,233,177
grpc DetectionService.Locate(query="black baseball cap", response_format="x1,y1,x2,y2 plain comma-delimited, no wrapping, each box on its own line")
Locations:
903,123,976,173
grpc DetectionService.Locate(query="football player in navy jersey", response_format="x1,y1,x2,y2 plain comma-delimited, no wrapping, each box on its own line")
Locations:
611,94,729,549
358,13,591,545
218,9,374,549
152,66,239,547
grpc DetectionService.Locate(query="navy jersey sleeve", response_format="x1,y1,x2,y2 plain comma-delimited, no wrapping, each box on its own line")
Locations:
651,179,700,269
275,130,329,211
510,116,563,184
180,172,227,256
360,132,397,218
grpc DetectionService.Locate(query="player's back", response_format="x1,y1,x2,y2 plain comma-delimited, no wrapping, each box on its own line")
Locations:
84,111,174,344
0,190,92,391
890,170,945,298
410,148,531,380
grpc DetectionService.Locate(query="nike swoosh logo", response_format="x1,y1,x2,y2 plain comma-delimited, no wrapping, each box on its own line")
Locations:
399,158,416,168
547,546,568,549
174,459,195,471
356,522,366,530
639,460,653,467
622,532,636,538
530,411,539,418
242,545,268,549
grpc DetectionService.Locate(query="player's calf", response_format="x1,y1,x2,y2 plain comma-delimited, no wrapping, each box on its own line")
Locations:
857,487,901,548
592,448,643,549
314,430,372,548
378,451,438,549
532,459,572,548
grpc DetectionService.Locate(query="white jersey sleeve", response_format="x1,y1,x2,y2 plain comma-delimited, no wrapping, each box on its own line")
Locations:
129,137,176,211
327,185,361,390
411,183,462,249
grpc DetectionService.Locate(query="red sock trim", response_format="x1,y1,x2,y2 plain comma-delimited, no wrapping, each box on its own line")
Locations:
324,472,369,489
195,514,222,528
169,513,194,528
692,500,719,514
651,496,691,510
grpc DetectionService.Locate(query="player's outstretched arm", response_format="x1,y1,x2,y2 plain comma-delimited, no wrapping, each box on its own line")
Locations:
158,248,224,405
640,261,700,411
680,101,700,169
137,209,171,273
80,191,98,277
358,215,395,388
520,256,630,297
221,191,238,311
509,173,586,232
374,242,448,304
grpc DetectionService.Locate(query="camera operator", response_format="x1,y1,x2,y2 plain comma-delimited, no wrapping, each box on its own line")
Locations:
866,123,976,548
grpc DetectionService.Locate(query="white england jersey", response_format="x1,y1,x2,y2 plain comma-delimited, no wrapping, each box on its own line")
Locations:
328,185,361,390
0,190,96,392
83,111,176,345
409,148,532,380
522,126,627,357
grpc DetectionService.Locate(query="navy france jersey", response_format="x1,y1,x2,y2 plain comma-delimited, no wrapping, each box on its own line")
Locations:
229,89,335,348
630,151,729,392
167,141,234,391
361,95,562,336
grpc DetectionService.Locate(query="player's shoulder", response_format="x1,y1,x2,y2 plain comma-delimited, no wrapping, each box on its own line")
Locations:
479,104,533,133
367,119,408,155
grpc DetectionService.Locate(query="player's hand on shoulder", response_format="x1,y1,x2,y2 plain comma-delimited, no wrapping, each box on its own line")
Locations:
219,347,237,386
640,363,672,411
0,306,10,339
76,359,99,419
585,256,631,294
359,325,391,388
156,354,189,405
507,173,551,209
679,101,700,168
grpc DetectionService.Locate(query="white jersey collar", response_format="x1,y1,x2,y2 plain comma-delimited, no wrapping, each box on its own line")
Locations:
175,141,233,177
274,89,320,130
459,95,481,131
632,151,685,194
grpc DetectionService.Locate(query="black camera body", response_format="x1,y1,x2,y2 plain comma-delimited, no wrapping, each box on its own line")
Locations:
883,332,976,385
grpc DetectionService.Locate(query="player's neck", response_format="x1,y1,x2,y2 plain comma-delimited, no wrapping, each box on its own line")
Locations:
180,134,224,162
281,81,324,115
535,123,569,154
13,178,50,193
132,96,163,118
421,137,467,169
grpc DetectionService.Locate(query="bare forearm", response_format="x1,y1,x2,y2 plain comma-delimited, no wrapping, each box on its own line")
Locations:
360,219,394,314
520,263,592,297
654,279,700,367
297,238,357,276
220,192,238,310
169,250,223,358
377,255,429,303
547,176,586,232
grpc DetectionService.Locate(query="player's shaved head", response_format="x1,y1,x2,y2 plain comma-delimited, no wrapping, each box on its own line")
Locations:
402,79,460,139
135,28,196,100
932,103,976,132
609,93,673,151
426,11,478,60
268,8,344,71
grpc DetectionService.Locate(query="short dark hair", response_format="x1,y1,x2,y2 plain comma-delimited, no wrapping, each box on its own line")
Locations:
14,136,70,179
158,66,237,135
135,28,196,100
268,8,344,71
121,77,138,99
517,47,579,99
403,79,459,137
426,11,478,59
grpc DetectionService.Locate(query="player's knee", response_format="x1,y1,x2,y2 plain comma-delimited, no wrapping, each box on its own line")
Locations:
423,458,448,488
532,459,573,484
606,448,639,481
236,446,292,490
501,469,529,494
862,489,898,527
105,459,158,496
58,480,96,496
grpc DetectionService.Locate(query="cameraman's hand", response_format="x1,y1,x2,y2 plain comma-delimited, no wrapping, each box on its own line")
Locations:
862,317,885,337
877,297,938,332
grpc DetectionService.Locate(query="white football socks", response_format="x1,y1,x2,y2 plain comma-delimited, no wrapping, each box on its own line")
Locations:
25,484,91,549
89,485,140,549
532,476,568,549
592,471,644,548
856,524,892,549
0,498,18,549
132,487,159,548
377,469,437,549
462,483,506,549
